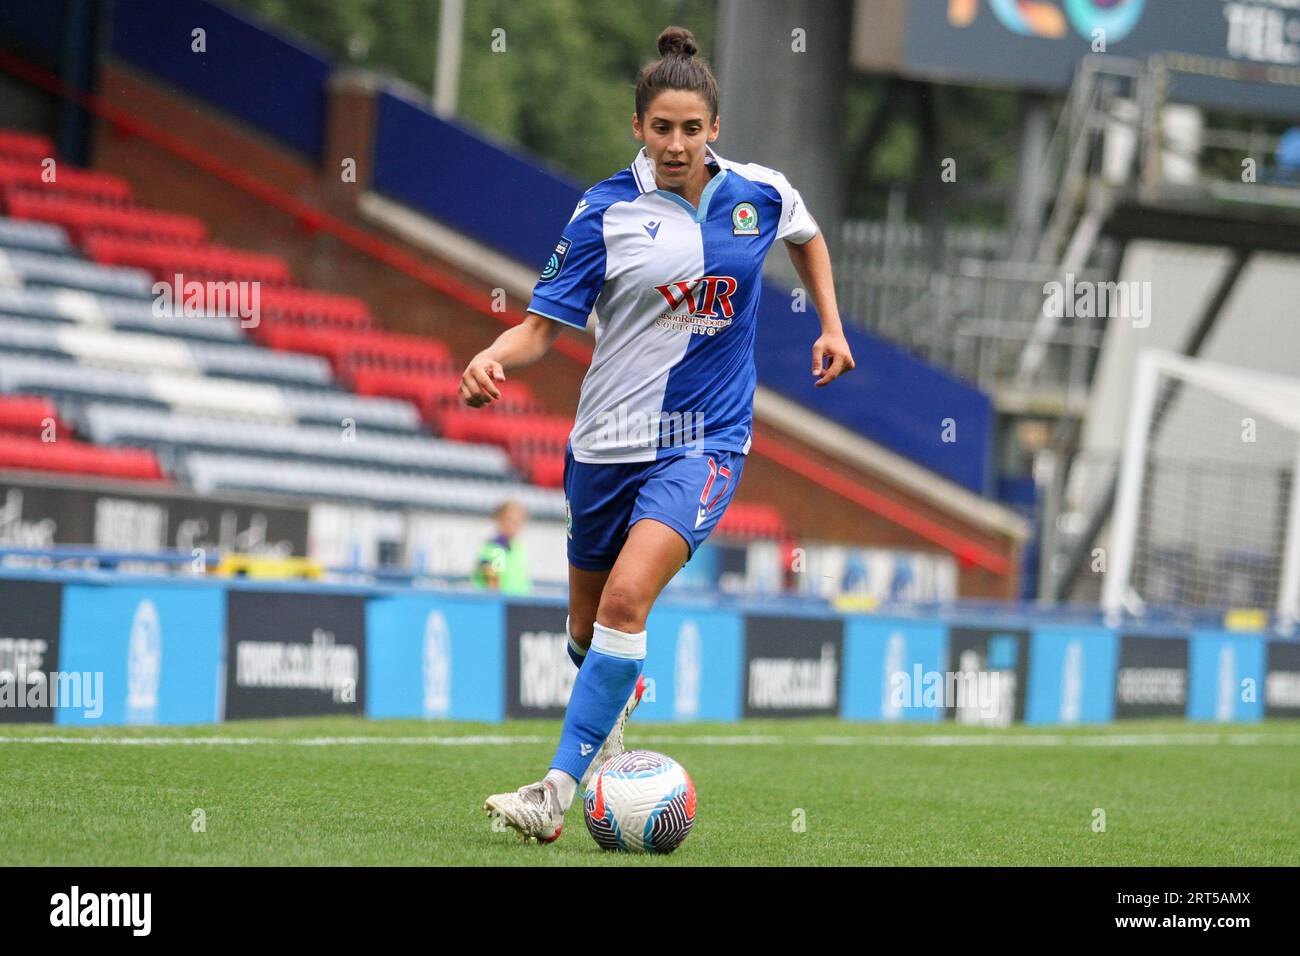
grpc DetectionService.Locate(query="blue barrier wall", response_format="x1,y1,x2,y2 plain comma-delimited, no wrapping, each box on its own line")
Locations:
1,570,1291,727
754,281,994,493
109,0,330,158
372,91,584,269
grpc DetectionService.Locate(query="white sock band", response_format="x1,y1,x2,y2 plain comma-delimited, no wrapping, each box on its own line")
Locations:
545,768,578,810
591,621,647,660
566,615,588,657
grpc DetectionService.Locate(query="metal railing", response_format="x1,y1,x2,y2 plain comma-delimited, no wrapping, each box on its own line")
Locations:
821,218,1115,401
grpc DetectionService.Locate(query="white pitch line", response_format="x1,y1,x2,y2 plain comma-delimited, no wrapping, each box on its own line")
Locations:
0,732,1295,747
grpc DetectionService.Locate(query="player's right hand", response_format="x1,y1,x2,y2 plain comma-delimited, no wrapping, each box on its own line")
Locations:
460,354,506,407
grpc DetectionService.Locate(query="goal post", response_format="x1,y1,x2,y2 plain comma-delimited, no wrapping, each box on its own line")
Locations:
1103,349,1300,629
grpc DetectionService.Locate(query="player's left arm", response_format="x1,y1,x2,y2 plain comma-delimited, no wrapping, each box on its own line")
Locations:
784,231,856,387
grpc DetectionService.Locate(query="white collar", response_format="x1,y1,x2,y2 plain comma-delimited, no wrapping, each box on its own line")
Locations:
630,143,729,193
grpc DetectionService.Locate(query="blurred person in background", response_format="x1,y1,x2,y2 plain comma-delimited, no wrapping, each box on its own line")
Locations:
471,499,532,595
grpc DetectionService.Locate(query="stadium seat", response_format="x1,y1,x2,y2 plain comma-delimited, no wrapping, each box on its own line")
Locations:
524,452,565,488
251,323,454,376
0,247,154,298
0,355,421,432
0,216,72,254
0,129,55,164
83,234,293,284
256,286,376,329
0,283,244,343
180,452,564,518
717,502,787,539
5,191,209,245
0,393,68,438
0,430,163,480
0,315,332,387
0,159,133,205
83,403,513,480
348,368,541,425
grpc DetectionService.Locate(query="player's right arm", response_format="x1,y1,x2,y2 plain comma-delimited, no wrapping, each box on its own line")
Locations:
461,193,607,408
460,312,562,408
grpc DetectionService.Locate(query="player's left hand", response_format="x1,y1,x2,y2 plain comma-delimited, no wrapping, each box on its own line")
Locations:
812,332,855,387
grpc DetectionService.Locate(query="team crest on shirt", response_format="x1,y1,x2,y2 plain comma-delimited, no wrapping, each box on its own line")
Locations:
539,237,571,283
732,202,759,236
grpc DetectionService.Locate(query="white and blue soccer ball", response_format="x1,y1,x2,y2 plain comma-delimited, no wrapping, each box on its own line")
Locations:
583,750,696,854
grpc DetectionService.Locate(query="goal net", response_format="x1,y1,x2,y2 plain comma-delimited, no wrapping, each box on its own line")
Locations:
1103,350,1300,627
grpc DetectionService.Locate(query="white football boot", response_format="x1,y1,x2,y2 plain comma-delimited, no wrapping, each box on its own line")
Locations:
580,674,647,793
483,780,565,844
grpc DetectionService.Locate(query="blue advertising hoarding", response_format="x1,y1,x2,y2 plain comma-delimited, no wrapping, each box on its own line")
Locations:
842,616,947,721
639,605,744,722
1187,631,1267,722
366,594,505,722
56,583,224,725
1025,626,1119,724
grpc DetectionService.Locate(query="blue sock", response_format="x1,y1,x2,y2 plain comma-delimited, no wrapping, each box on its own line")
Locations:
565,615,588,670
550,621,645,785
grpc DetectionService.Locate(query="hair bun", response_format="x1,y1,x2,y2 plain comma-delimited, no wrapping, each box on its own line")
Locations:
657,26,698,58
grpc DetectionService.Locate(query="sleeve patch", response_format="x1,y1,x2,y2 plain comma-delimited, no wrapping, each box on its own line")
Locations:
539,237,572,283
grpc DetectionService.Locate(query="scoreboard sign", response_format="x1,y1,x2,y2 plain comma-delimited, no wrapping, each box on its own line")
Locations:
853,0,1300,117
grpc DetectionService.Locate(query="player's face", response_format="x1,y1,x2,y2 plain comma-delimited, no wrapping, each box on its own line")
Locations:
634,90,718,190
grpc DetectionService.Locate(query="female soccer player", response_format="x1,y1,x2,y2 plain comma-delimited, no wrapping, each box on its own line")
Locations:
464,25,855,843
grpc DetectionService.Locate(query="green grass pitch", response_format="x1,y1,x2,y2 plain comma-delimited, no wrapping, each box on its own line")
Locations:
1,718,1297,866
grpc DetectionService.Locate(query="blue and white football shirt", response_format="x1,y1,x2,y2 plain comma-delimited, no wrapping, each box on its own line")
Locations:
527,144,819,463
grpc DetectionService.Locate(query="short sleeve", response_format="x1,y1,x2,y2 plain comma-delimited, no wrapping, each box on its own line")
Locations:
773,172,819,244
526,196,607,329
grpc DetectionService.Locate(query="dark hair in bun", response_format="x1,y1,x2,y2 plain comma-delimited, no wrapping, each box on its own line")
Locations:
657,25,698,58
635,26,719,122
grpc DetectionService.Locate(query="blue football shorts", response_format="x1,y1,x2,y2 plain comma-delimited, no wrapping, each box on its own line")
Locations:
563,444,747,571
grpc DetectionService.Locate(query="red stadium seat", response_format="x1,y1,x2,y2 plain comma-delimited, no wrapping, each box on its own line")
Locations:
252,324,454,376
83,234,293,284
0,130,55,164
256,286,376,329
0,432,164,481
526,453,565,488
0,160,133,206
5,191,208,244
354,370,542,427
717,502,787,539
0,395,71,440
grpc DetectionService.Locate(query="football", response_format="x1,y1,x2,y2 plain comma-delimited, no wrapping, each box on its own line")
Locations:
583,750,696,854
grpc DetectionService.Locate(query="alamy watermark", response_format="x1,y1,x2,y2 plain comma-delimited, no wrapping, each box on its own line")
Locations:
582,403,707,456
887,665,1006,722
152,273,261,328
0,649,102,718
1044,273,1151,328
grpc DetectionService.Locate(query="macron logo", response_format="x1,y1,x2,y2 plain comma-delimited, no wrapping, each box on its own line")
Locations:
579,742,594,756
643,221,661,240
